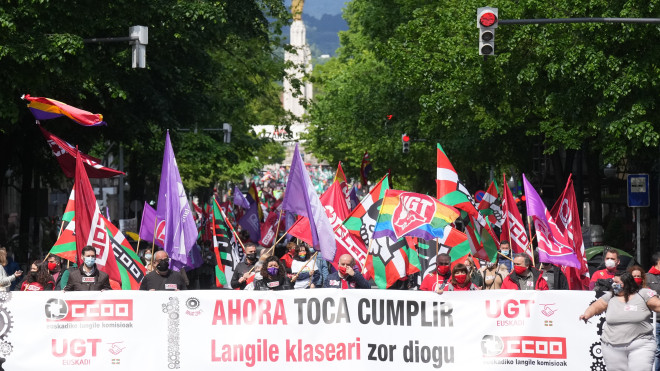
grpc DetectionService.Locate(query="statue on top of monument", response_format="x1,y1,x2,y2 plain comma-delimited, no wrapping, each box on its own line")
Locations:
292,0,304,21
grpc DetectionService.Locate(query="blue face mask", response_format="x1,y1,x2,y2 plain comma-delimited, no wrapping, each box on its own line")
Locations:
84,257,96,268
612,283,623,295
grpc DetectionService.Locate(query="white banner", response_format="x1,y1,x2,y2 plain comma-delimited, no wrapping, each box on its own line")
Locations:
0,290,604,370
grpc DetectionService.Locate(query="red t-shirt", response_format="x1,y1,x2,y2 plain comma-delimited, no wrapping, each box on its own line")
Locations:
21,280,54,291
589,269,616,290
420,273,449,292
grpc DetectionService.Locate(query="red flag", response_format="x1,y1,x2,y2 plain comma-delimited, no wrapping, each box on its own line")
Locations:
259,208,284,247
360,151,372,186
289,182,369,274
501,174,532,257
333,162,350,200
550,175,589,290
40,126,124,178
74,153,121,282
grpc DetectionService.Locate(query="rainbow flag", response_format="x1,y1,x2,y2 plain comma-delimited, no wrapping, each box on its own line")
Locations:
373,189,459,241
23,94,106,126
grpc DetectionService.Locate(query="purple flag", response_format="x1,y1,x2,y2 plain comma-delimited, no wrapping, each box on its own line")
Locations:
281,144,336,261
523,174,580,268
238,201,261,242
138,202,164,247
233,186,251,209
156,131,202,270
349,185,360,211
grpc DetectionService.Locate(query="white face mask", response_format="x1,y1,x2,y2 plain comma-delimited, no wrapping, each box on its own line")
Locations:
605,259,616,269
144,253,152,261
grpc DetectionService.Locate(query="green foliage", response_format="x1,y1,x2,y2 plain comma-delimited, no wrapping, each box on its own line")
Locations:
307,0,660,192
0,0,292,198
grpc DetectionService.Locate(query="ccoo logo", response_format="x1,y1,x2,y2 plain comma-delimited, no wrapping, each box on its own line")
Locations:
45,299,133,321
392,193,436,239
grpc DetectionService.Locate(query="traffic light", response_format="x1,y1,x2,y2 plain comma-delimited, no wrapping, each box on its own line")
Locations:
402,134,410,154
477,7,498,56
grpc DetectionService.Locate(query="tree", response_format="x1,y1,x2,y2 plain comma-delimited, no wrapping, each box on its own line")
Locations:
0,0,292,257
307,0,660,207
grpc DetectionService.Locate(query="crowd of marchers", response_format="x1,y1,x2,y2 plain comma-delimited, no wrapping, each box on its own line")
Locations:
1,241,659,371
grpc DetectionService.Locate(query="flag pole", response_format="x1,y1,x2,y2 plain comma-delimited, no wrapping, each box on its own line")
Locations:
527,215,535,267
136,237,142,255
216,199,248,253
503,173,512,245
44,218,68,262
291,251,318,283
246,222,298,276
435,238,440,287
305,253,319,288
150,216,158,263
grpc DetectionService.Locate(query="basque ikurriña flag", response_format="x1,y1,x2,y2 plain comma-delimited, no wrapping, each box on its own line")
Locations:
523,174,581,268
23,94,106,126
373,189,459,241
156,131,202,271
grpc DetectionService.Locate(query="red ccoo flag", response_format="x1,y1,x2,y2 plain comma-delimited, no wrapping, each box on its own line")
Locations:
74,152,121,282
39,126,124,178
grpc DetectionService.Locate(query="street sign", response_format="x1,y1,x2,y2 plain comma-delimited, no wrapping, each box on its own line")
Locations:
627,174,649,207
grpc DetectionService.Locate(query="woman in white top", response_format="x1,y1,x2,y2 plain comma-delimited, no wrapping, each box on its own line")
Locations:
0,248,22,291
580,272,660,371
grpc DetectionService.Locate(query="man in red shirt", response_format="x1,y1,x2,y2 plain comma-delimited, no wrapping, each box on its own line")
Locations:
421,253,452,293
501,253,549,290
589,248,620,290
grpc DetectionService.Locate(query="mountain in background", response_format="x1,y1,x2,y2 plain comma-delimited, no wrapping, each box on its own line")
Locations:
282,0,349,58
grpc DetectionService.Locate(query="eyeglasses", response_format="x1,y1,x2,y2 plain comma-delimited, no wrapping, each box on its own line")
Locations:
155,258,169,263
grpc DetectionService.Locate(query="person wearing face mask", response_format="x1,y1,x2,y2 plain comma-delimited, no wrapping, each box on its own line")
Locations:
480,260,503,290
580,273,660,371
645,253,660,371
420,253,452,293
290,245,319,289
628,265,646,288
446,264,480,291
463,256,484,288
20,261,54,291
590,248,622,290
501,253,549,290
279,242,298,270
324,254,370,289
142,251,154,273
46,255,63,289
64,246,112,291
254,256,291,291
231,243,258,290
498,241,513,273
139,251,187,291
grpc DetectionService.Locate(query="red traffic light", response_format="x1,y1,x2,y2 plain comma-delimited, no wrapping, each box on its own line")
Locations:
479,12,497,27
386,114,393,120
402,135,410,142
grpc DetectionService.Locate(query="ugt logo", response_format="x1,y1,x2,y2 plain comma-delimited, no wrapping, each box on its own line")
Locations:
392,192,436,239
